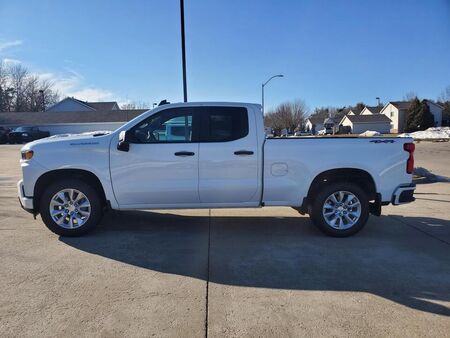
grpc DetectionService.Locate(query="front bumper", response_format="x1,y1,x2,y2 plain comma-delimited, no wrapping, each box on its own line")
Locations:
17,180,34,212
392,183,416,205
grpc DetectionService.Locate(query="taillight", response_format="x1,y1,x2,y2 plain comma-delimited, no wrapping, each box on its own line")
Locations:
403,143,415,174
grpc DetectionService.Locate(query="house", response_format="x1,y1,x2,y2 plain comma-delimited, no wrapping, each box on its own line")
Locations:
380,101,410,133
380,100,443,133
424,100,443,127
360,106,383,115
305,116,325,134
323,117,340,134
46,97,120,112
339,114,391,134
0,109,147,135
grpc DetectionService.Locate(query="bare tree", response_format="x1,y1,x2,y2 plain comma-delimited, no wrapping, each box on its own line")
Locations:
438,85,450,103
0,62,60,112
121,101,149,110
403,91,418,101
264,100,308,133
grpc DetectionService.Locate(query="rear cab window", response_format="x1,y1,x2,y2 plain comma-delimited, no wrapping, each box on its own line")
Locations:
200,107,248,142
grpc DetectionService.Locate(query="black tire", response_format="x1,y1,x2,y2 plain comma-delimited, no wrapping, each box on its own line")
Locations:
40,179,103,236
309,182,369,237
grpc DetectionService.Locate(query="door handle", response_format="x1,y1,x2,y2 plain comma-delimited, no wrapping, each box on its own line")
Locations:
174,151,195,157
234,150,254,156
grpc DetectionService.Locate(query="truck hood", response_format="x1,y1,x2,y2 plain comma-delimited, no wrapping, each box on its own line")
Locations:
22,131,113,150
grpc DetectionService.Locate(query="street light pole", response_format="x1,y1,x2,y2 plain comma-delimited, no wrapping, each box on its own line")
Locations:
180,0,188,102
262,74,283,114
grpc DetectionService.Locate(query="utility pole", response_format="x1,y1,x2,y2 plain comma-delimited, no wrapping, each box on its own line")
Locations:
180,0,188,102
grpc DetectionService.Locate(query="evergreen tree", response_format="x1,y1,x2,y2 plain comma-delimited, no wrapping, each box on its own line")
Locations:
405,99,435,132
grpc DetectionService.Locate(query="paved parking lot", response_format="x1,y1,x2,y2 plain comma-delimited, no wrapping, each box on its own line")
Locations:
1,143,449,337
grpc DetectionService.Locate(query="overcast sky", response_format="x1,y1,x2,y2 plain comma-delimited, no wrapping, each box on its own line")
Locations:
1,0,449,110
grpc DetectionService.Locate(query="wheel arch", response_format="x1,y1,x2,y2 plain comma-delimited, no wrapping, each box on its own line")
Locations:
33,169,107,214
299,168,377,213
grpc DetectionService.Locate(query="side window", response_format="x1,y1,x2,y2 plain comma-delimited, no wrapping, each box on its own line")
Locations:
129,108,195,143
201,107,248,142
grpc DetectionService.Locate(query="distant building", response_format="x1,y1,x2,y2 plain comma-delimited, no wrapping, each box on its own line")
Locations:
0,97,147,135
339,114,391,134
0,109,147,135
380,100,443,133
346,108,363,116
360,106,383,115
424,100,443,128
46,97,120,112
305,116,325,134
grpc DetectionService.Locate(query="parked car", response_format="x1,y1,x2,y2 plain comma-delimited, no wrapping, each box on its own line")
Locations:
0,126,11,144
17,102,416,237
294,131,312,136
8,126,50,144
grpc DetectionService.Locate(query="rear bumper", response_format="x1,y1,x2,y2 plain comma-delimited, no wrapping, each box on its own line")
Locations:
17,180,34,212
391,183,416,205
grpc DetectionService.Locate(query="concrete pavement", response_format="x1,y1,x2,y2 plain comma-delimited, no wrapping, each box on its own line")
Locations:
0,143,449,337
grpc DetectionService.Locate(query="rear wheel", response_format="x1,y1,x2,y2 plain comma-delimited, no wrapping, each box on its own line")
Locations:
40,179,103,236
309,182,369,237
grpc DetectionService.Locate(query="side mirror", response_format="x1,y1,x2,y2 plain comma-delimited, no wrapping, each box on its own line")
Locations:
117,130,130,152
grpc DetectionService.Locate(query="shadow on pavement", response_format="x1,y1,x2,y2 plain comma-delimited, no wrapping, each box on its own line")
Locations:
60,210,450,317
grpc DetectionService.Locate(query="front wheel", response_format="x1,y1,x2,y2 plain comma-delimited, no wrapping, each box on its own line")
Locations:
40,179,103,236
309,182,369,237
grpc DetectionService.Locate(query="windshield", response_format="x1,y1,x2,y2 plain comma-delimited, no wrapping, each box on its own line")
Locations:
13,127,32,132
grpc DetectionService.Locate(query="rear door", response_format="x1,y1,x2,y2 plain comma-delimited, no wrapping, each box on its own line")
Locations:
198,106,259,204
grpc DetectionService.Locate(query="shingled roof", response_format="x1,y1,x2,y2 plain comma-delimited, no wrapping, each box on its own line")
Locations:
345,114,391,123
306,116,325,124
84,101,119,111
364,106,383,114
390,101,412,110
0,109,147,126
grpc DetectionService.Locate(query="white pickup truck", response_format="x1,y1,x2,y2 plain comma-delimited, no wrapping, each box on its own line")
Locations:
18,102,416,237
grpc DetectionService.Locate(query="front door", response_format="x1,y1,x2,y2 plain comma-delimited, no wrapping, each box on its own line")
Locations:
110,107,201,207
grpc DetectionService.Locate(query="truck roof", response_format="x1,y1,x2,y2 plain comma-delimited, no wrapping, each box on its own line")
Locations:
158,101,262,109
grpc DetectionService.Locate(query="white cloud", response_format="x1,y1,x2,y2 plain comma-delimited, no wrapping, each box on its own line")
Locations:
0,39,23,52
2,58,21,65
68,87,113,102
35,69,115,102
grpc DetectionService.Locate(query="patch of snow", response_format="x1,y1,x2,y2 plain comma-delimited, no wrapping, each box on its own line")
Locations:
359,130,381,137
398,127,450,140
317,129,326,135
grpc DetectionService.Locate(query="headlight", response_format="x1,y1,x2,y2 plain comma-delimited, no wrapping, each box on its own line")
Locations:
21,150,34,160
21,133,29,137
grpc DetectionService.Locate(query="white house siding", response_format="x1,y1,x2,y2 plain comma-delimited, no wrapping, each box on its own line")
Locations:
351,122,391,134
305,120,324,134
340,116,353,128
381,104,399,132
360,108,372,115
428,102,442,127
